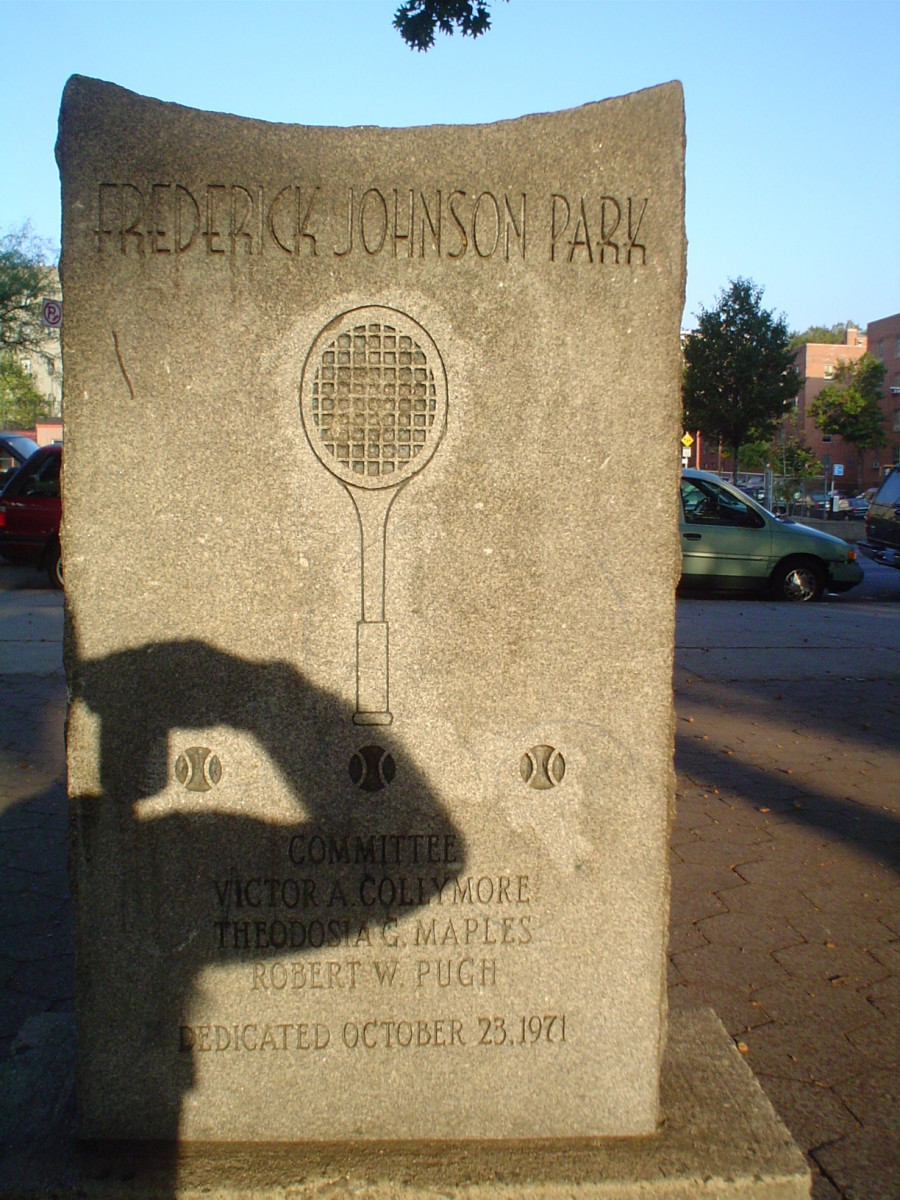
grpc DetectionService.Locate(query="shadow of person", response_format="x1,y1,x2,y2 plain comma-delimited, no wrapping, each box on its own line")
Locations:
68,639,466,1189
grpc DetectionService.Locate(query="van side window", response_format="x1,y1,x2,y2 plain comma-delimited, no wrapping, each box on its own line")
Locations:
680,479,764,529
873,469,900,507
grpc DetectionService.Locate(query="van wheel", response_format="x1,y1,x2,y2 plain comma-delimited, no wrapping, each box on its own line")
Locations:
770,558,825,602
47,542,63,590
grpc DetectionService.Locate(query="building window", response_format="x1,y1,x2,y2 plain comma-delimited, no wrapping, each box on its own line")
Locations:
893,412,900,433
821,434,832,443
823,363,834,379
895,336,900,357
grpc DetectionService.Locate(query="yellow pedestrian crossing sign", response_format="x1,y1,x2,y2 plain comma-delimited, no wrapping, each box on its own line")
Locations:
681,433,694,448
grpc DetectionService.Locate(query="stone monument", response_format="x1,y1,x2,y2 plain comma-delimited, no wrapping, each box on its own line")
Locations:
50,76,809,1197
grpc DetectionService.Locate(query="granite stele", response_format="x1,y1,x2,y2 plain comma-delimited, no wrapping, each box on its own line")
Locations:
59,75,686,1147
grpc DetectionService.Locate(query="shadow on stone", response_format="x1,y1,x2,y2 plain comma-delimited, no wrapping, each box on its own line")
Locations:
66,639,466,1193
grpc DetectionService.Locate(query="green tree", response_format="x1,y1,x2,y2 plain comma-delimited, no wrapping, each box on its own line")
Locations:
776,435,821,479
736,440,772,471
0,353,50,428
809,353,887,481
683,279,801,483
788,322,858,350
0,225,57,357
771,436,822,513
394,0,503,49
738,435,820,477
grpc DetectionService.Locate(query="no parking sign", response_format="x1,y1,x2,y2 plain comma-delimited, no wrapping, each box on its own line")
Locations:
41,298,62,330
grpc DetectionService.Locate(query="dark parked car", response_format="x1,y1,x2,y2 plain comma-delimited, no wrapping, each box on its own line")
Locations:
844,494,869,520
0,443,62,586
793,492,829,519
0,433,39,488
862,465,900,568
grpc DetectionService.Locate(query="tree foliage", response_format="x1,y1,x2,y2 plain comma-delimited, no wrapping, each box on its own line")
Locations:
738,435,820,478
788,322,858,350
0,353,50,428
809,354,887,463
776,435,821,479
736,441,771,471
683,279,801,482
394,0,502,50
0,225,57,358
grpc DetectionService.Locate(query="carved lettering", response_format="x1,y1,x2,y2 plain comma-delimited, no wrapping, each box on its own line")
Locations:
180,1023,330,1052
447,190,468,258
268,185,294,254
204,185,227,254
416,958,497,988
214,917,396,950
550,192,648,265
627,196,648,264
175,185,200,252
96,183,120,251
414,915,532,946
121,184,145,256
371,960,400,986
92,184,648,265
393,189,413,257
149,184,172,254
600,195,620,263
568,197,593,263
287,832,460,866
419,190,441,257
213,874,318,909
178,1014,567,1055
297,186,318,256
334,187,354,256
360,188,388,255
341,1018,465,1049
472,191,501,258
504,193,526,259
550,193,570,262
230,185,255,255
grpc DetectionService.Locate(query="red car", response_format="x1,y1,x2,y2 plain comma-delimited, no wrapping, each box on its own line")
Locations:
0,443,62,587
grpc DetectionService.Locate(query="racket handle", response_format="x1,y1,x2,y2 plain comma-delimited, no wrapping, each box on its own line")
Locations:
354,620,392,725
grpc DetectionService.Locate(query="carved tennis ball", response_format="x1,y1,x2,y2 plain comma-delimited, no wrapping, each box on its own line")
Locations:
349,744,396,793
520,744,566,789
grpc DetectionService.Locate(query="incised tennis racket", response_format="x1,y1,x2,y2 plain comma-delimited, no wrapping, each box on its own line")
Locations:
300,306,447,725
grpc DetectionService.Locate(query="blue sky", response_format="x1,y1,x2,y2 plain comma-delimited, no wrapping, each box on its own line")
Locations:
1,0,897,331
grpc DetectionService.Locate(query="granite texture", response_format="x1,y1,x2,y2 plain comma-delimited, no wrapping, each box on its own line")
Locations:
57,76,686,1142
0,1009,810,1199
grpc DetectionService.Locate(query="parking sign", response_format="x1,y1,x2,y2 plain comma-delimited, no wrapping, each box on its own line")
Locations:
41,298,62,330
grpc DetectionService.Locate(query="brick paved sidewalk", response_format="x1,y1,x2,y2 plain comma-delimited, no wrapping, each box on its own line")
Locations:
670,670,900,1200
1,643,898,1197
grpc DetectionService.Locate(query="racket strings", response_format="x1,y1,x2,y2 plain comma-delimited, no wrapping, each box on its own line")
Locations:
311,322,438,478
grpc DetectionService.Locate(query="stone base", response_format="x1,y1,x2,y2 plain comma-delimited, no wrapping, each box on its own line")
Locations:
0,1008,809,1199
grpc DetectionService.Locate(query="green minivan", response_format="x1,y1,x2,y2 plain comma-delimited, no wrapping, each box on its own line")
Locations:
680,469,863,601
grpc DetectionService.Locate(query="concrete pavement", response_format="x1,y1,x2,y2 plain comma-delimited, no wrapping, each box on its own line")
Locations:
1,561,898,1198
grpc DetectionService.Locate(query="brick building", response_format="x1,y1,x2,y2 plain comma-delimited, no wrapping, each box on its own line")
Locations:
788,324,869,491
684,316,900,491
865,312,900,482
